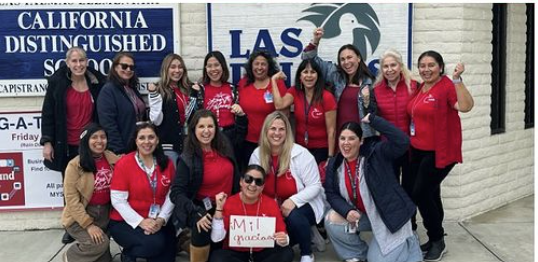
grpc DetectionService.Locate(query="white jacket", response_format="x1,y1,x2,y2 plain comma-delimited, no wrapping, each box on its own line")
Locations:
250,143,326,223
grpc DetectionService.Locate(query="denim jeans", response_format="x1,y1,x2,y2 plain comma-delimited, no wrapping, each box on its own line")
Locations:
325,210,423,262
285,203,317,256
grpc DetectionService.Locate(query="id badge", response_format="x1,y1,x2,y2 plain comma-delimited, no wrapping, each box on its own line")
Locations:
203,197,213,211
148,204,161,219
264,90,274,103
410,121,416,137
304,131,309,145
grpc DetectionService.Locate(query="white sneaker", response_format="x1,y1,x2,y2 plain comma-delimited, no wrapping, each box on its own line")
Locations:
300,254,315,262
311,226,326,252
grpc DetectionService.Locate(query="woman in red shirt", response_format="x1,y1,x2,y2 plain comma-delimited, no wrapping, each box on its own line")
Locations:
406,50,473,261
61,123,119,262
170,109,241,262
238,50,288,171
271,59,337,164
209,164,293,262
373,49,418,184
109,123,176,262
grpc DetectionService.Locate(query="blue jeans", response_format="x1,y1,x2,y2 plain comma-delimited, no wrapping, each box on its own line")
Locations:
285,203,317,256
109,220,176,262
325,210,422,262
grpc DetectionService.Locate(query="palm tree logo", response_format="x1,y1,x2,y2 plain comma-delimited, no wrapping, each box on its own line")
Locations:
298,3,381,60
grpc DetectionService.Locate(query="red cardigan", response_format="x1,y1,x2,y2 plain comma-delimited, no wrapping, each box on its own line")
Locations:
374,76,417,135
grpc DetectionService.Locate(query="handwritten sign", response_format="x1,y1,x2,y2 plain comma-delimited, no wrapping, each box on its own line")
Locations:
229,215,276,248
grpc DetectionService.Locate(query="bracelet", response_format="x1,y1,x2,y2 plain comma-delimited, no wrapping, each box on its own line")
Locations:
216,209,223,212
452,77,463,84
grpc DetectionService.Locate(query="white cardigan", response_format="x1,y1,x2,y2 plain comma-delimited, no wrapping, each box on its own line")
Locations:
249,143,326,223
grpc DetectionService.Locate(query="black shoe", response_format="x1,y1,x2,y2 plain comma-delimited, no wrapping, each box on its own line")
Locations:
420,240,432,254
424,239,447,261
61,231,75,244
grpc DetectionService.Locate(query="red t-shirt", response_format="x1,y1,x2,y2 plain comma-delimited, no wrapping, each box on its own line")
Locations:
288,87,337,149
262,156,297,201
222,194,287,252
337,85,361,130
173,88,189,124
238,78,287,143
66,87,93,145
407,83,457,151
204,83,235,128
110,152,175,221
88,156,112,205
196,150,234,201
344,158,365,213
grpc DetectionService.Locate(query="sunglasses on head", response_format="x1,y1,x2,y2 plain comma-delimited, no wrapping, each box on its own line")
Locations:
243,174,264,186
119,63,136,71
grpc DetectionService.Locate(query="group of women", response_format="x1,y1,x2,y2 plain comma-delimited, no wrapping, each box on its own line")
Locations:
42,26,473,262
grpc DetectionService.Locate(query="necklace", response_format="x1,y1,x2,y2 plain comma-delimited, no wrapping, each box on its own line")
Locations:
240,193,262,262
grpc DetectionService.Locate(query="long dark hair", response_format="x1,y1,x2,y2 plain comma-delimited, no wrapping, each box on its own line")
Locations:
183,109,233,157
108,52,140,89
294,59,326,105
418,50,445,75
127,122,169,172
202,51,230,85
243,49,279,86
79,123,106,173
337,44,375,85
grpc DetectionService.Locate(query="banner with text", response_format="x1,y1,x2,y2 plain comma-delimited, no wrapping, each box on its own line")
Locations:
0,3,179,97
208,3,411,87
0,111,64,210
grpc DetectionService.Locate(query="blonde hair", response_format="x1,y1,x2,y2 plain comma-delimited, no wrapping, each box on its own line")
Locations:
66,46,87,60
258,111,294,176
374,49,415,94
156,53,192,101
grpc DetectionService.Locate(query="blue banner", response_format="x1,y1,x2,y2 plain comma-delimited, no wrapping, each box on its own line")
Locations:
0,7,175,83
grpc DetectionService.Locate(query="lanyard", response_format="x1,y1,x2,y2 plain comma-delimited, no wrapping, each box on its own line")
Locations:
302,92,313,145
136,152,157,203
240,193,262,262
344,158,360,205
270,157,280,202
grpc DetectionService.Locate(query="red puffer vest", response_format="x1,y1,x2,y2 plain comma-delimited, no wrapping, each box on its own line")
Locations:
374,76,417,135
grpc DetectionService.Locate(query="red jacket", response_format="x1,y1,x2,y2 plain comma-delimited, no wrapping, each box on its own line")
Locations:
374,76,417,135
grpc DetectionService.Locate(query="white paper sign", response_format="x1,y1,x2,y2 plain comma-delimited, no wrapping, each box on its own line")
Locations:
229,215,276,248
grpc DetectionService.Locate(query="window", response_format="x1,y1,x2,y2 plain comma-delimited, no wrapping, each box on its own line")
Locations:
525,3,534,128
490,3,507,134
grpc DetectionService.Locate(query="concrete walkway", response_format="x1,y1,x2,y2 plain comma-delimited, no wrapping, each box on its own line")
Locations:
0,195,533,262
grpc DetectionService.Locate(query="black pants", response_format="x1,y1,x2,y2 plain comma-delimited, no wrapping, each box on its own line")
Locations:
307,147,328,164
210,246,294,262
394,150,411,184
407,148,455,241
109,220,177,262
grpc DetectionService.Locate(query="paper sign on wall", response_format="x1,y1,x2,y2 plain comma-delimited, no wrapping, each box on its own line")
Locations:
229,215,276,248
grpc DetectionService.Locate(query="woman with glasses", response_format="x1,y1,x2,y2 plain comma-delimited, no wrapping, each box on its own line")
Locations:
171,109,241,262
109,123,176,262
41,46,106,244
249,111,324,262
98,52,147,154
209,164,293,262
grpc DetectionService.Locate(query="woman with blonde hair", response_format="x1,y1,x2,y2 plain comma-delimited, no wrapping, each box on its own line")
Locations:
249,111,325,262
373,49,418,185
148,53,194,166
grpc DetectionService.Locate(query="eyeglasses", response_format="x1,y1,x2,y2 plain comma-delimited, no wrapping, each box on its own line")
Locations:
119,63,136,71
243,174,264,186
